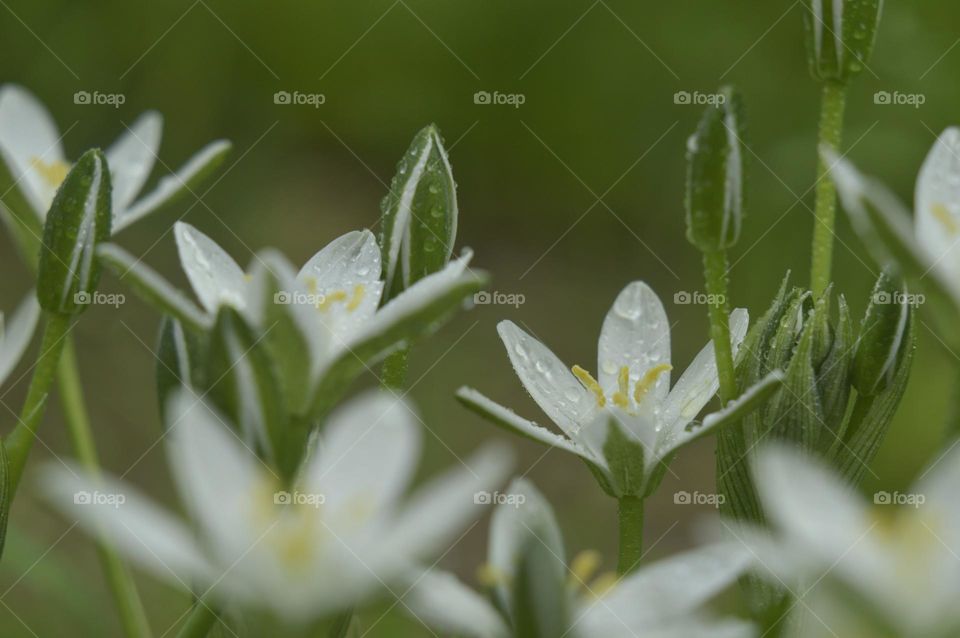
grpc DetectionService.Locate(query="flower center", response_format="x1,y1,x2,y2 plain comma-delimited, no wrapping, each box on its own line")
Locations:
303,276,367,313
571,363,672,410
31,157,71,188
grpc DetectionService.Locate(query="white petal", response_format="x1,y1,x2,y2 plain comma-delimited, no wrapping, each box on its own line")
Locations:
497,320,594,438
576,541,752,633
297,230,384,342
116,139,231,231
916,127,960,284
661,308,748,432
403,569,509,638
597,281,671,401
107,111,162,215
455,387,598,462
174,221,247,313
914,443,960,545
0,84,65,218
0,292,39,387
38,462,214,588
587,618,755,638
303,391,420,531
165,390,265,567
488,478,564,613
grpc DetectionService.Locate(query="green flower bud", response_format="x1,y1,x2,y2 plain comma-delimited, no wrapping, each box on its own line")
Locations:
37,149,112,315
852,269,912,397
379,124,458,300
802,0,883,83
685,86,746,252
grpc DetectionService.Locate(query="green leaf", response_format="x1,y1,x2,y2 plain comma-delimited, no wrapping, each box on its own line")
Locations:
37,149,112,315
156,316,204,424
766,314,823,451
98,243,210,333
379,124,458,300
510,533,569,638
852,269,912,397
602,417,647,497
802,0,883,83
817,294,854,444
0,442,9,559
685,86,746,252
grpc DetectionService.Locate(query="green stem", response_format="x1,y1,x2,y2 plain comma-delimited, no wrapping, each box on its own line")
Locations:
702,250,737,404
175,599,219,638
381,348,409,390
5,312,72,491
809,80,848,298
57,339,152,638
617,496,644,575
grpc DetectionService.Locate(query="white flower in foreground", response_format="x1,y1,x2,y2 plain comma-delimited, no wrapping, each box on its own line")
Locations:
405,479,756,638
0,84,230,231
748,444,960,637
40,390,511,623
0,292,39,387
828,129,960,306
459,282,770,496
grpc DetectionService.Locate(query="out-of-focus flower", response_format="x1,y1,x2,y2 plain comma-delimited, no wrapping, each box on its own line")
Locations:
0,84,230,232
0,292,39,386
405,478,756,638
40,390,511,624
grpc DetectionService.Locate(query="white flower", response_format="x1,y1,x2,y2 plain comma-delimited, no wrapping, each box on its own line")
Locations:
458,281,753,496
0,84,230,232
0,292,39,387
171,221,476,377
404,478,756,638
747,444,960,637
40,390,511,624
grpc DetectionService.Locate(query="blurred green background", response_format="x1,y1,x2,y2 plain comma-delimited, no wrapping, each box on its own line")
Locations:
0,0,957,635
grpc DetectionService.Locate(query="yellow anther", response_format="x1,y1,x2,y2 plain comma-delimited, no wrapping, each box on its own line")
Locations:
275,518,318,570
304,276,319,295
317,289,347,311
633,363,672,404
586,571,620,598
572,365,605,407
243,273,253,283
611,366,631,408
932,203,959,235
345,284,366,311
31,157,70,188
569,550,602,587
477,563,509,589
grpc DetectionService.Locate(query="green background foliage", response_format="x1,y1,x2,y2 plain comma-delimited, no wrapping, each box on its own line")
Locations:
0,1,956,634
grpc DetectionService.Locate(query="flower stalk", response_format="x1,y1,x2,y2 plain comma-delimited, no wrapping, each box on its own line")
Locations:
703,249,737,404
810,80,848,297
617,495,644,575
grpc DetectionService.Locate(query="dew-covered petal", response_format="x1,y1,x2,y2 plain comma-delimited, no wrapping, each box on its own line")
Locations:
107,111,162,214
174,221,247,313
916,128,960,283
403,569,510,638
497,320,594,438
597,281,671,402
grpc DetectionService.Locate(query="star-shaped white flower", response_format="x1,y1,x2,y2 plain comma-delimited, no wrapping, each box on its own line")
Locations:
746,444,960,637
459,281,755,496
40,390,511,624
404,478,756,638
0,84,230,232
0,291,39,387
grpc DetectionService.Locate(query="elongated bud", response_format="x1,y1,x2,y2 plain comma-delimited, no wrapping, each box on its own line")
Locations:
685,86,745,252
379,124,458,300
802,0,883,83
852,269,911,396
37,149,112,315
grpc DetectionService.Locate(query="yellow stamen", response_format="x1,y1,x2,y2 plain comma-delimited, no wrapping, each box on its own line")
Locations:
31,157,70,188
276,519,318,569
304,276,319,295
243,273,253,283
572,365,605,407
633,363,673,404
586,571,620,598
932,203,959,235
345,284,366,311
476,563,509,588
611,366,631,408
317,289,347,311
569,550,602,588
